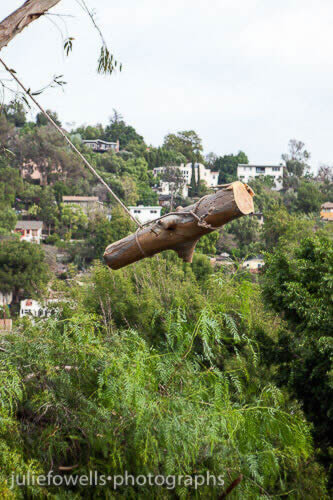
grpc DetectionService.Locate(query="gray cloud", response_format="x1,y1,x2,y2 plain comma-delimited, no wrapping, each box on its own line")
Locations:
1,0,333,170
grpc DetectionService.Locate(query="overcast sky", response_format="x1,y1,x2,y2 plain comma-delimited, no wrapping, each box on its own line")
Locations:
1,0,333,171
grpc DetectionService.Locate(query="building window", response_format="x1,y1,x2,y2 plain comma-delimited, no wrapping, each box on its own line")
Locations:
150,210,157,214
256,167,265,174
134,210,141,214
272,167,280,172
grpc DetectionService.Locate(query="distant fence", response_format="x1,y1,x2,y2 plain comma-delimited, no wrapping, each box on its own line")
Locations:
0,319,12,332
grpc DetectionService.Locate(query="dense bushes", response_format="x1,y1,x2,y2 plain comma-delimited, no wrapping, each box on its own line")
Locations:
0,258,329,497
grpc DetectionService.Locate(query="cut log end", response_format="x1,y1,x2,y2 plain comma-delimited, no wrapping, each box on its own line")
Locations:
230,181,255,215
104,181,254,270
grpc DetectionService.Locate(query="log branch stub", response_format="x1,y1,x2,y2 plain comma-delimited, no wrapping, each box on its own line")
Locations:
0,0,61,51
104,181,254,270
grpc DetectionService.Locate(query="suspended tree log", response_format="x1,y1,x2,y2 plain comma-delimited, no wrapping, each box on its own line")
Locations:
104,181,254,270
0,0,61,51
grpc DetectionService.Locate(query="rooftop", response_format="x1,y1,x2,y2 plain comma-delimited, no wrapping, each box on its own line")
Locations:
62,196,99,202
321,202,333,209
15,220,43,230
238,164,284,168
82,139,117,145
129,205,161,210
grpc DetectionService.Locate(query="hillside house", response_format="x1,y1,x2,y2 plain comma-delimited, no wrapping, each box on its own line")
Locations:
129,205,162,225
20,299,59,318
83,139,120,153
14,220,43,244
20,299,44,318
237,164,284,191
62,196,105,216
242,256,264,273
153,163,219,193
320,202,333,221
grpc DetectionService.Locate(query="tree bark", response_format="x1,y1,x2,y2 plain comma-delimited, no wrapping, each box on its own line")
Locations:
0,0,61,51
104,181,254,270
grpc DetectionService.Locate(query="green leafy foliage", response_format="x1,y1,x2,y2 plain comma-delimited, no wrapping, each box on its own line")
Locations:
0,264,327,498
0,239,50,299
263,235,333,487
213,151,248,184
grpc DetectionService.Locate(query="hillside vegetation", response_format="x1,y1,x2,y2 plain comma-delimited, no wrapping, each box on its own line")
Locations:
0,101,332,498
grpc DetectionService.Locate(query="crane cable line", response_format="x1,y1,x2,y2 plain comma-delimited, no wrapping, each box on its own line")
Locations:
0,57,143,229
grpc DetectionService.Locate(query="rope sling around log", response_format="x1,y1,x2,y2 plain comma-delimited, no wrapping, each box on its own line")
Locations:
104,182,255,270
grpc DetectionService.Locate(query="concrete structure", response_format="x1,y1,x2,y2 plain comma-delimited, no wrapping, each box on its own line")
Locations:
320,202,333,221
0,319,12,332
14,220,43,244
153,163,219,192
242,256,265,273
62,196,105,216
83,139,119,153
0,291,13,306
128,205,162,225
237,164,284,191
20,299,46,318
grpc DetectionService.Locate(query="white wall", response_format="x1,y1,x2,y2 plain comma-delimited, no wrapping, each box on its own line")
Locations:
0,291,13,306
20,299,46,318
242,258,264,270
153,163,218,189
237,164,283,191
129,206,162,224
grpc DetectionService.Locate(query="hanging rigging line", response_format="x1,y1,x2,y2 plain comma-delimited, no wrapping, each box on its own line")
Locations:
0,57,143,229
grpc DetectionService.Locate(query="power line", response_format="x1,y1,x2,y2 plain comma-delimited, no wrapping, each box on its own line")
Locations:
0,57,142,229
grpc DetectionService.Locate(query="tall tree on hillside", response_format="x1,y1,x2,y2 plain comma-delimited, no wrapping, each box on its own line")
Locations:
282,139,311,179
36,110,62,127
0,239,49,301
317,164,333,185
104,111,144,148
163,130,203,163
214,151,248,184
145,147,186,169
2,99,26,127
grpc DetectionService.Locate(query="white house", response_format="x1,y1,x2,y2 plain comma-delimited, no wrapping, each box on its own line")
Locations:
20,299,47,318
83,139,119,153
242,257,265,273
237,164,284,191
129,205,162,225
14,220,43,244
153,163,219,190
20,299,59,318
